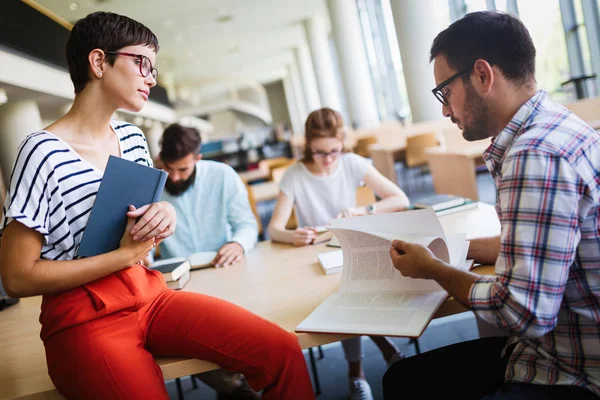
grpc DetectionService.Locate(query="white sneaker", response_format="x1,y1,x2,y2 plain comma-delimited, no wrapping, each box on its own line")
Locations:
349,378,374,400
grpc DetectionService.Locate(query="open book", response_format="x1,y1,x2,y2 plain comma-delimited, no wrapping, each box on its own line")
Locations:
296,209,472,338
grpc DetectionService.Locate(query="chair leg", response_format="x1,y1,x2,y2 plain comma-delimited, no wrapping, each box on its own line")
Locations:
308,347,322,396
410,338,421,355
318,345,324,359
191,375,198,390
175,377,184,400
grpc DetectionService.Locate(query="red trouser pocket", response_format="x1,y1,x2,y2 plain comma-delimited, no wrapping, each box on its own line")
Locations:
39,265,166,343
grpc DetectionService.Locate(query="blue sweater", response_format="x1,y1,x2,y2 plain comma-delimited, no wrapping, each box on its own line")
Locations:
159,160,258,259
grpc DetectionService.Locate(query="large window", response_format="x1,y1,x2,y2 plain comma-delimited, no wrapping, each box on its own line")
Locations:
520,1,572,101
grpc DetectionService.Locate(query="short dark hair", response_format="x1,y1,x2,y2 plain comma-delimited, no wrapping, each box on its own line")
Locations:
66,11,159,94
159,124,202,163
430,11,536,85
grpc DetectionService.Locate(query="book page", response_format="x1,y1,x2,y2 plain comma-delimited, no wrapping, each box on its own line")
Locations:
296,290,447,337
331,208,447,244
331,228,443,293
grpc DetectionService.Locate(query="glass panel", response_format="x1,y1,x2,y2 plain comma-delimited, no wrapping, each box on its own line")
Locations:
520,0,572,102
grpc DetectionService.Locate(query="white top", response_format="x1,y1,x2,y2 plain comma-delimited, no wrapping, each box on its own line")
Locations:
279,153,371,227
0,121,152,261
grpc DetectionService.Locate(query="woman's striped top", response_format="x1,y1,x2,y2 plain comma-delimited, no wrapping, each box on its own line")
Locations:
0,121,152,261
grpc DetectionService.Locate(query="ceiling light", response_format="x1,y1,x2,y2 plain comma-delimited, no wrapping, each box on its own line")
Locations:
0,89,7,105
69,3,78,11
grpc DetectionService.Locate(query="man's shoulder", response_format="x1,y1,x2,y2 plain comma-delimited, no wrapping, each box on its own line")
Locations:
197,160,241,184
511,104,599,161
198,160,235,174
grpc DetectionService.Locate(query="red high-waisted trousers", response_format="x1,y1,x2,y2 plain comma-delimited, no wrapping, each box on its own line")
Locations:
39,265,315,399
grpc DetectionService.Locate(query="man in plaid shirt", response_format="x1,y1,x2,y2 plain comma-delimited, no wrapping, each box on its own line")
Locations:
384,11,599,400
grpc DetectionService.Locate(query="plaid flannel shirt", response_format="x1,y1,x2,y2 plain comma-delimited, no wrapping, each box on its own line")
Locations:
469,91,600,395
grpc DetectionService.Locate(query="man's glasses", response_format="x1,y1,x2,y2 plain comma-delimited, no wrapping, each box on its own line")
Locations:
312,149,342,159
431,66,472,106
105,51,158,80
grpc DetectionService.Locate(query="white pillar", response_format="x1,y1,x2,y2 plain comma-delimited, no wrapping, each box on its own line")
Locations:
390,0,444,122
327,0,379,129
289,62,308,126
283,77,303,136
296,44,321,113
0,100,43,187
145,120,164,162
304,14,343,111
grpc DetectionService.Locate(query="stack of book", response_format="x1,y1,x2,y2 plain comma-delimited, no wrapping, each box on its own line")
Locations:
149,258,192,290
413,194,478,216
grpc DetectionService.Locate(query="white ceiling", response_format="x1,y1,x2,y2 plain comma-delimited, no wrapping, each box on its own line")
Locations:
34,0,328,106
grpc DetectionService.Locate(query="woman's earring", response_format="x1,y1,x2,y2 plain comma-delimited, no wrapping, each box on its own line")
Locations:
97,70,102,78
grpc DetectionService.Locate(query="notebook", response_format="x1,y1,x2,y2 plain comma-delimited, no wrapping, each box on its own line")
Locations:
77,156,168,257
317,250,343,275
149,258,191,282
414,194,467,211
166,270,191,290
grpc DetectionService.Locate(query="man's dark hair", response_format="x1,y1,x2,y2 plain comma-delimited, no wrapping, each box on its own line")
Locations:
159,124,202,163
430,11,536,85
66,11,159,93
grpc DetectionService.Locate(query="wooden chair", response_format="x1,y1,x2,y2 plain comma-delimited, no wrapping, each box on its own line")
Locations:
403,132,441,192
353,135,378,158
426,151,479,200
258,157,295,181
0,170,5,220
244,181,264,239
269,164,299,231
405,132,441,168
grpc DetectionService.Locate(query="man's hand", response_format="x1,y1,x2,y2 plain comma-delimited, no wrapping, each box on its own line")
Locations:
212,242,244,268
127,201,176,242
389,240,446,280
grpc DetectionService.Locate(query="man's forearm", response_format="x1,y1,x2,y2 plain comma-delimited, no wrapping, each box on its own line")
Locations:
431,259,481,308
467,236,500,265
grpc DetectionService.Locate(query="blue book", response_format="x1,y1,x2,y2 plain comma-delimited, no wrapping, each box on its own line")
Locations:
77,156,168,258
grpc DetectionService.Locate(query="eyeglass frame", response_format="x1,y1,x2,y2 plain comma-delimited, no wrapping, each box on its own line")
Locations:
311,148,343,159
104,51,158,80
431,66,473,106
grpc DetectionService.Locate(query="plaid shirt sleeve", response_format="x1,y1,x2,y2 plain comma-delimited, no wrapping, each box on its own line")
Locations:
469,149,583,338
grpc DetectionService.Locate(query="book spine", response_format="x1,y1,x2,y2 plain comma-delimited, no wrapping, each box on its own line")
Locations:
153,170,168,203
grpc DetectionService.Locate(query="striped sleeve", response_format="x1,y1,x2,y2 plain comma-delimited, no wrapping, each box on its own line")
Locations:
0,134,62,239
469,150,582,338
114,121,153,167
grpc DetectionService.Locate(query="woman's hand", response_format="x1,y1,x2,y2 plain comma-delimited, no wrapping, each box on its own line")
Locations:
336,206,367,219
292,228,318,246
120,206,156,265
127,201,176,241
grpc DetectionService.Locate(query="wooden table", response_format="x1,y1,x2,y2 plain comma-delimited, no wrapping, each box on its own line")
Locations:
0,204,500,399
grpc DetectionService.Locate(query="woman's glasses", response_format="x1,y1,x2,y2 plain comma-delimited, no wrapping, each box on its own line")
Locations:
105,51,158,80
312,148,342,159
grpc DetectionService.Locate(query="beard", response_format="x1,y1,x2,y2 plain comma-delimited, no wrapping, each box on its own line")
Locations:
165,167,196,196
458,82,495,142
